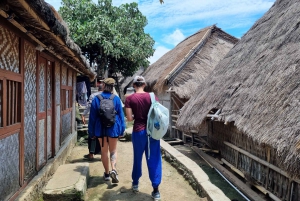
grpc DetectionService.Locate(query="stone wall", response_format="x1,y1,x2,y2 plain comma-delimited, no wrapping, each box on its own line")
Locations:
161,148,205,197
160,140,230,201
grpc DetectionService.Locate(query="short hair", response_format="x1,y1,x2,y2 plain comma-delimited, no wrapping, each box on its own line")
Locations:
103,84,113,93
133,82,145,88
98,84,103,91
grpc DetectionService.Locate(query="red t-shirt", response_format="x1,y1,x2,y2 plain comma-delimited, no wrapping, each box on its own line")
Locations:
125,93,158,132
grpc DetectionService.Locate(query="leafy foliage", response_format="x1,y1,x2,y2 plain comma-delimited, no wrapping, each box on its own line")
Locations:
59,0,155,77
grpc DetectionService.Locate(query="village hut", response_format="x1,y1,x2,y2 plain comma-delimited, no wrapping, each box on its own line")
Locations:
120,67,144,100
177,0,300,200
0,0,95,200
143,25,238,138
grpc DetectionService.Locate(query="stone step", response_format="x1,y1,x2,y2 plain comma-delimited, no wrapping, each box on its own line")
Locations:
43,163,89,201
77,127,88,132
77,124,88,128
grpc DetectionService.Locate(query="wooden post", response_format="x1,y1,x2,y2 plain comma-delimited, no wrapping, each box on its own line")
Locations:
20,37,25,186
191,132,195,146
235,150,239,168
35,51,39,171
287,179,292,201
169,93,174,138
171,97,179,139
183,133,187,144
265,146,271,189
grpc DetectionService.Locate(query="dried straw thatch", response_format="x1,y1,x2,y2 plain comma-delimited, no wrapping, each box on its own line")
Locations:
177,0,300,174
143,25,238,99
1,0,95,80
120,67,144,92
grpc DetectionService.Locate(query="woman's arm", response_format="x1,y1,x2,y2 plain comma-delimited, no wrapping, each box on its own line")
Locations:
88,98,97,138
115,98,126,135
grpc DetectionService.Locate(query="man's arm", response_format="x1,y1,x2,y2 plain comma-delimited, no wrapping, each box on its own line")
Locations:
125,108,134,121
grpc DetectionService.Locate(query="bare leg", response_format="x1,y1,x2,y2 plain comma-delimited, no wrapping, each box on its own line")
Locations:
99,137,109,174
108,137,118,171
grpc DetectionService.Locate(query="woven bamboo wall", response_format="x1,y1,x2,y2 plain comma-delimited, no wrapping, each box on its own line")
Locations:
208,121,299,201
38,119,46,167
0,25,19,73
0,133,20,201
61,112,71,142
55,62,60,153
24,40,37,180
60,64,72,143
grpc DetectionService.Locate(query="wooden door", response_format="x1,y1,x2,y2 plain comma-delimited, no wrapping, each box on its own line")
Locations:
36,55,54,170
46,59,53,159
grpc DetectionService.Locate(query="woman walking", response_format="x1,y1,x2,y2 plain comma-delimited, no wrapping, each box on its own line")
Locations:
88,78,126,183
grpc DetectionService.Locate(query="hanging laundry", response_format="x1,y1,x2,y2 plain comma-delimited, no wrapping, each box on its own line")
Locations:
76,81,88,106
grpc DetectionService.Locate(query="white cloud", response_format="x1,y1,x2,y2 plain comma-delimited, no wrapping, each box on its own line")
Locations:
112,0,135,6
164,29,185,46
46,0,275,61
148,46,170,64
136,0,275,30
47,0,275,35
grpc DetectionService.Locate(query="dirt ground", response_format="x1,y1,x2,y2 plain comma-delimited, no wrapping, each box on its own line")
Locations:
66,139,202,201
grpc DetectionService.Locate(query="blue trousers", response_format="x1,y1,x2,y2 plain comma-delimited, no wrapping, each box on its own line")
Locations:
131,129,162,188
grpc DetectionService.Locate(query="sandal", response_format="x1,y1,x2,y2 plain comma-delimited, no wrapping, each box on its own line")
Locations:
83,154,94,161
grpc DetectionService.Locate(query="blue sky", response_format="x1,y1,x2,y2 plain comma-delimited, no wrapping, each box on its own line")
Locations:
46,0,275,64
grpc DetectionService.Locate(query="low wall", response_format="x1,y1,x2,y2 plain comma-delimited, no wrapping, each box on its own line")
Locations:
160,140,230,201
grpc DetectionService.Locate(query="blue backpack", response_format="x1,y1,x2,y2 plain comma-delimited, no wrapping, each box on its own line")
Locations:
147,93,169,140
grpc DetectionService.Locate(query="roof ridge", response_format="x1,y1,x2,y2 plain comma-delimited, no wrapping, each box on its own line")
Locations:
164,26,214,84
175,25,215,47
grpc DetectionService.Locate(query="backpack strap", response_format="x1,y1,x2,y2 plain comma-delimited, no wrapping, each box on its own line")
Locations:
97,94,104,100
109,94,116,100
97,94,115,100
148,92,156,160
149,92,156,103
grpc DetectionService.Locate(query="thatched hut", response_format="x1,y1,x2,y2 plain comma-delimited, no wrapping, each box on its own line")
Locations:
143,25,238,138
177,0,300,200
120,67,144,100
0,0,95,200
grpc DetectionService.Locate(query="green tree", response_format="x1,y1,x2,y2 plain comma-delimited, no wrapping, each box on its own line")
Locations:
59,0,155,78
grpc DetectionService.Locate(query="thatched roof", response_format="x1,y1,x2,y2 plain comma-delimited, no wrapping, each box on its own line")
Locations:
143,25,238,99
117,67,144,101
120,67,144,91
177,0,300,175
0,0,96,80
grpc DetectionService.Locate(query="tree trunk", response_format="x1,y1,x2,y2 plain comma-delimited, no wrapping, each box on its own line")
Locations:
114,72,121,97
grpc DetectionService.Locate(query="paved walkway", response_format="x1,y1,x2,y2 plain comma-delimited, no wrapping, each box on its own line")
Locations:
66,138,203,201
